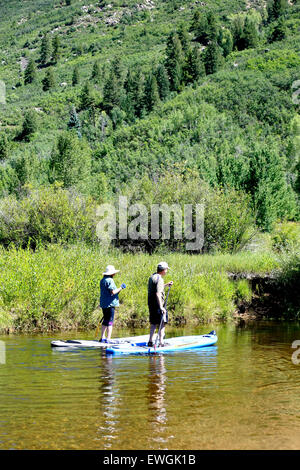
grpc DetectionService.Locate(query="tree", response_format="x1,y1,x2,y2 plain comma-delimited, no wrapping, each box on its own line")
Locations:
177,23,190,53
165,32,184,92
206,11,220,43
133,68,146,118
68,105,81,138
155,64,170,101
194,12,209,43
267,0,288,22
269,17,287,42
49,131,91,188
190,10,201,33
80,82,95,110
42,68,55,91
110,106,126,130
40,34,51,66
219,28,233,57
103,71,122,112
91,60,101,82
72,65,80,86
231,14,245,51
241,16,259,49
203,41,224,75
183,46,206,85
144,72,160,112
24,58,37,84
20,110,37,141
110,56,124,85
122,68,137,120
246,141,297,230
52,36,61,64
0,134,9,160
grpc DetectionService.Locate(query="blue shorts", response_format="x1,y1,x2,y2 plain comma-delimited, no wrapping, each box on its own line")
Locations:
102,307,115,326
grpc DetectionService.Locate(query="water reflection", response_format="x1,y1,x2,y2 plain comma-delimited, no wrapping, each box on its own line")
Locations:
148,355,167,417
97,355,120,449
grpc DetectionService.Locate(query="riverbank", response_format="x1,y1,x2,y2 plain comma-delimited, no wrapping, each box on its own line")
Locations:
1,243,298,333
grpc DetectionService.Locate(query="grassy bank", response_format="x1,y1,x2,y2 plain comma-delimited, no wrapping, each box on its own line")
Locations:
0,243,287,332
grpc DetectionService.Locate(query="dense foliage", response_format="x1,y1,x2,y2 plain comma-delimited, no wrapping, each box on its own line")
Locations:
0,0,299,248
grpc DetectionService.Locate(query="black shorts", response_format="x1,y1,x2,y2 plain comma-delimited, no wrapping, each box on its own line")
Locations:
102,307,115,326
148,305,168,326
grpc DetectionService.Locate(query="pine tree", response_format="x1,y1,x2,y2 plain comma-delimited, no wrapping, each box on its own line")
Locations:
80,82,95,110
191,10,201,33
241,16,259,49
24,58,37,85
0,134,9,160
122,68,136,120
194,12,209,44
52,36,61,64
42,68,55,91
103,71,122,112
203,41,223,75
21,110,37,141
165,32,184,92
49,131,91,188
155,64,170,101
144,72,160,112
40,34,51,66
267,0,288,22
72,65,80,86
68,105,81,138
134,69,146,118
177,23,190,53
231,14,245,51
110,56,124,85
206,11,220,42
91,60,101,82
269,16,287,41
219,28,233,57
183,47,206,85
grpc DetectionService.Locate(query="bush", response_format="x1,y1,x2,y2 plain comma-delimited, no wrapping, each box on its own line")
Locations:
111,170,255,253
0,184,98,247
271,222,300,252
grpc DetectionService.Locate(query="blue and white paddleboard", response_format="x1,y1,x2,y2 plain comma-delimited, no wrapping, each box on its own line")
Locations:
51,334,151,348
106,331,217,355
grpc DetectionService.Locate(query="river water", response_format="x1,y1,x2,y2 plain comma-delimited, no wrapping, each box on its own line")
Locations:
0,322,299,450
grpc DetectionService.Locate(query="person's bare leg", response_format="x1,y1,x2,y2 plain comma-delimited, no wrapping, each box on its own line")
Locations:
106,325,113,341
159,325,165,346
149,324,156,343
100,324,107,341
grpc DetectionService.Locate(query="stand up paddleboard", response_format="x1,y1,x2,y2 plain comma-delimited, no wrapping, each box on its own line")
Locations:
106,331,217,355
51,334,153,348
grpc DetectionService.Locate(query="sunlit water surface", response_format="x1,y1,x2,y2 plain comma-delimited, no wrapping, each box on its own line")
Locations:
0,322,299,449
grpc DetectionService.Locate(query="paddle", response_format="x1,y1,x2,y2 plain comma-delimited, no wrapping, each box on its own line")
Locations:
155,284,172,349
95,313,104,339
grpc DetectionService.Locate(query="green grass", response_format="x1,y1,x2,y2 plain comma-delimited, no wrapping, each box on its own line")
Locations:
0,243,282,332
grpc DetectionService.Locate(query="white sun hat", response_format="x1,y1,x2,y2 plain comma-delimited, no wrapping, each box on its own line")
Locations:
103,265,120,276
157,261,170,271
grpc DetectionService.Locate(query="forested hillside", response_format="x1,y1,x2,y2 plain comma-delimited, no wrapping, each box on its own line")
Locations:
0,0,299,250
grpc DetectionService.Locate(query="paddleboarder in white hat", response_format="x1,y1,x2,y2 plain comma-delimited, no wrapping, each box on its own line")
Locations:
99,265,126,343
